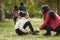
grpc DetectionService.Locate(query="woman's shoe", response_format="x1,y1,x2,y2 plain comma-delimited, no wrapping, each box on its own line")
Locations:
54,32,60,36
44,32,51,36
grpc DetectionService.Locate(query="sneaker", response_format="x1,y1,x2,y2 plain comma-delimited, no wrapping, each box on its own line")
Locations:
34,30,40,34
44,32,51,36
54,32,60,36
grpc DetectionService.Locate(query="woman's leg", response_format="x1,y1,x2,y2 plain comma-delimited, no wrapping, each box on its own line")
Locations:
23,21,35,35
44,24,53,36
54,25,60,36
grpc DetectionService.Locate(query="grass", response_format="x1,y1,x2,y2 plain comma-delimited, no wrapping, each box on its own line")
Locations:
0,18,60,40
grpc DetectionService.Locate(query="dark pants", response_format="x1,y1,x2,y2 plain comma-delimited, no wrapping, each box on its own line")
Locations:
13,17,18,24
13,17,17,22
15,28,28,35
15,21,34,35
44,24,60,33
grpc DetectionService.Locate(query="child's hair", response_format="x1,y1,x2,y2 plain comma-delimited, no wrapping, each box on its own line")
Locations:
49,10,56,20
19,12,27,17
42,5,51,13
20,2,23,5
14,6,18,10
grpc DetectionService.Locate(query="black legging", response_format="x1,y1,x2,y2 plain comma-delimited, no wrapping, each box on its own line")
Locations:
15,21,34,35
23,21,34,32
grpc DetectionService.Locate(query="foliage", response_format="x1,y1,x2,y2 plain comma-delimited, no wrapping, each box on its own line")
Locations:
1,0,58,18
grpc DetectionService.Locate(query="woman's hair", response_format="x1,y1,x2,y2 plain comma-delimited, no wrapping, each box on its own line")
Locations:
49,10,56,20
19,12,27,17
42,5,51,13
14,6,18,10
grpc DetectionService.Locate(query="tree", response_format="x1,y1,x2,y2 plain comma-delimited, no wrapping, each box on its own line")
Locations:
0,1,5,22
57,0,60,15
0,0,58,18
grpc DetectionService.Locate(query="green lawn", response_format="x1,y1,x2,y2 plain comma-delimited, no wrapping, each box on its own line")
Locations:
0,18,60,40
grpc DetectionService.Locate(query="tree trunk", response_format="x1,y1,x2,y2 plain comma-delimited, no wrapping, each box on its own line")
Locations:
57,0,60,16
0,3,5,22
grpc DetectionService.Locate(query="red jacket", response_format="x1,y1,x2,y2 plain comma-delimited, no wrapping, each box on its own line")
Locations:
40,12,60,30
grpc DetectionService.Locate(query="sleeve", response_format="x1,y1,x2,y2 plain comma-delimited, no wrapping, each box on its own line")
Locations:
39,14,50,30
19,26,28,33
19,22,28,33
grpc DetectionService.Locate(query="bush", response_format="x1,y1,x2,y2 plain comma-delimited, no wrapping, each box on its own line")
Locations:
28,9,43,18
5,12,13,19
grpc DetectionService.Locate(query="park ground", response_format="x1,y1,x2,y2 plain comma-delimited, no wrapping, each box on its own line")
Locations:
0,18,60,40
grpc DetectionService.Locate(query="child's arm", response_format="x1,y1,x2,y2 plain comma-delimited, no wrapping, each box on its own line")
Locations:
15,20,29,33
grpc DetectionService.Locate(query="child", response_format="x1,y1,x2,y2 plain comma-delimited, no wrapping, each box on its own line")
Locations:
35,5,60,36
15,12,36,36
13,6,19,25
19,2,26,12
18,2,27,17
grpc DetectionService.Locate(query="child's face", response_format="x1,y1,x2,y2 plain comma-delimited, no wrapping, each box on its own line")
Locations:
25,13,29,19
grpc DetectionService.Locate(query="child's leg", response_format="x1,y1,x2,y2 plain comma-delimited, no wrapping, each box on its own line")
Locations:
13,18,16,25
15,28,27,36
23,21,35,35
13,17,17,25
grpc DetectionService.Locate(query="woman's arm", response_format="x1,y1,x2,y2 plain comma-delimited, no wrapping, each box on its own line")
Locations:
39,13,50,30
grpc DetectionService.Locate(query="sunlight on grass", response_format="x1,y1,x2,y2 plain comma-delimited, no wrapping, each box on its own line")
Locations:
0,18,60,40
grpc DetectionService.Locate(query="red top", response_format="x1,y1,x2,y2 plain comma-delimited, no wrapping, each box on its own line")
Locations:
40,12,60,30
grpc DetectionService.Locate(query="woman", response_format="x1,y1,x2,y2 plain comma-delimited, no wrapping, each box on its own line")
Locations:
35,5,60,36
